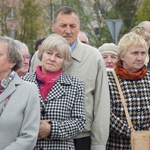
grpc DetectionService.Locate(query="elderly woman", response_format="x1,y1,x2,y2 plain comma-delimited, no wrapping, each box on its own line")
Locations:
0,36,40,150
98,43,117,71
22,34,86,150
15,40,30,76
130,26,150,67
106,32,150,149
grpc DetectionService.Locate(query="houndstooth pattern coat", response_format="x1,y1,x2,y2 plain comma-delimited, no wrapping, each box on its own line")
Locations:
106,71,150,150
22,72,86,150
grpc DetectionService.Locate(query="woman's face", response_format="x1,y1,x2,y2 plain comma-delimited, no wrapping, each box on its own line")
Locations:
0,41,16,80
102,53,117,69
41,48,65,74
121,45,147,73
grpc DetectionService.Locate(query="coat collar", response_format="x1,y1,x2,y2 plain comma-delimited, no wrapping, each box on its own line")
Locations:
40,73,73,101
71,39,85,62
0,73,21,104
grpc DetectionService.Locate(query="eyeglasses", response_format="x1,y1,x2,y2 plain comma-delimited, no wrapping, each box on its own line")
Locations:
22,55,30,61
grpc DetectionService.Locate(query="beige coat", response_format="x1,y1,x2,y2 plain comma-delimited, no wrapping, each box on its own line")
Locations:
65,39,110,150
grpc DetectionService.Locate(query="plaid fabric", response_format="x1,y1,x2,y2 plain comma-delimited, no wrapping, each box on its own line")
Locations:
22,72,86,150
106,71,150,150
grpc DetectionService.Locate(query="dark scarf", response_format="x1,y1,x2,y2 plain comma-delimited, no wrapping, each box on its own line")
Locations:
115,61,147,80
36,66,62,100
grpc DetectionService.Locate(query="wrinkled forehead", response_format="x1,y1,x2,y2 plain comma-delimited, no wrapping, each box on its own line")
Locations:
56,12,80,24
21,48,30,56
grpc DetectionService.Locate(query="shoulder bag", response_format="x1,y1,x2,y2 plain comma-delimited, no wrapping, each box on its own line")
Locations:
112,71,150,150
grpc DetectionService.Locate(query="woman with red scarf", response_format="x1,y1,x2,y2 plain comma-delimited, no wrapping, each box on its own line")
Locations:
22,34,86,150
106,32,150,150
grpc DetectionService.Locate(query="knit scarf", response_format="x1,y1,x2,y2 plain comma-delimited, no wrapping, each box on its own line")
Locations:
36,66,62,100
115,61,147,80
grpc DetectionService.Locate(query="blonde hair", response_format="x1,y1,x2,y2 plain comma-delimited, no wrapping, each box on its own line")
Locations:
130,26,150,44
117,32,148,61
38,34,71,70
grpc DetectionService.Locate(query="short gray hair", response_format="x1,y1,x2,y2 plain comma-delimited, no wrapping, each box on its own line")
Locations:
0,36,22,71
38,34,71,70
53,6,80,25
15,40,29,53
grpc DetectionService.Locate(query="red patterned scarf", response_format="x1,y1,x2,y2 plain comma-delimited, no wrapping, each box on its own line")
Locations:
36,66,62,100
115,61,147,80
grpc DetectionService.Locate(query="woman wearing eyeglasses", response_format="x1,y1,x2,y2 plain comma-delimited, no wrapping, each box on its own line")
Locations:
22,34,86,150
15,40,30,77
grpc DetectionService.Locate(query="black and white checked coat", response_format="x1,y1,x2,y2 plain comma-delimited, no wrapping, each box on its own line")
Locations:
22,72,86,150
106,71,150,150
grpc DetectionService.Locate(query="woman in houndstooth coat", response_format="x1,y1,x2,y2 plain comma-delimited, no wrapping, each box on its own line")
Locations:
106,32,150,150
22,34,86,150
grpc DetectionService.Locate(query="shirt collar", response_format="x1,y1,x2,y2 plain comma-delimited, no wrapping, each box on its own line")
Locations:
70,41,77,51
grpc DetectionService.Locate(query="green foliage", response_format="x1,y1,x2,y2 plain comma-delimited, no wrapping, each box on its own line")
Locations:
136,0,150,24
0,0,43,54
0,1,11,35
0,0,142,51
113,0,138,33
15,0,43,53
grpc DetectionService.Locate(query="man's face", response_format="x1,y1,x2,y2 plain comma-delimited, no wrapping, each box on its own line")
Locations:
52,12,80,46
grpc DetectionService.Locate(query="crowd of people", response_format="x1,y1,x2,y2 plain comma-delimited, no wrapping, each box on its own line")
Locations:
0,5,150,150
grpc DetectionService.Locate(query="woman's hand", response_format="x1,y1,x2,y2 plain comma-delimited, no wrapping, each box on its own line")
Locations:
38,120,51,140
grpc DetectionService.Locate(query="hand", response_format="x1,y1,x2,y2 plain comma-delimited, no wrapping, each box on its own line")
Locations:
38,120,51,140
